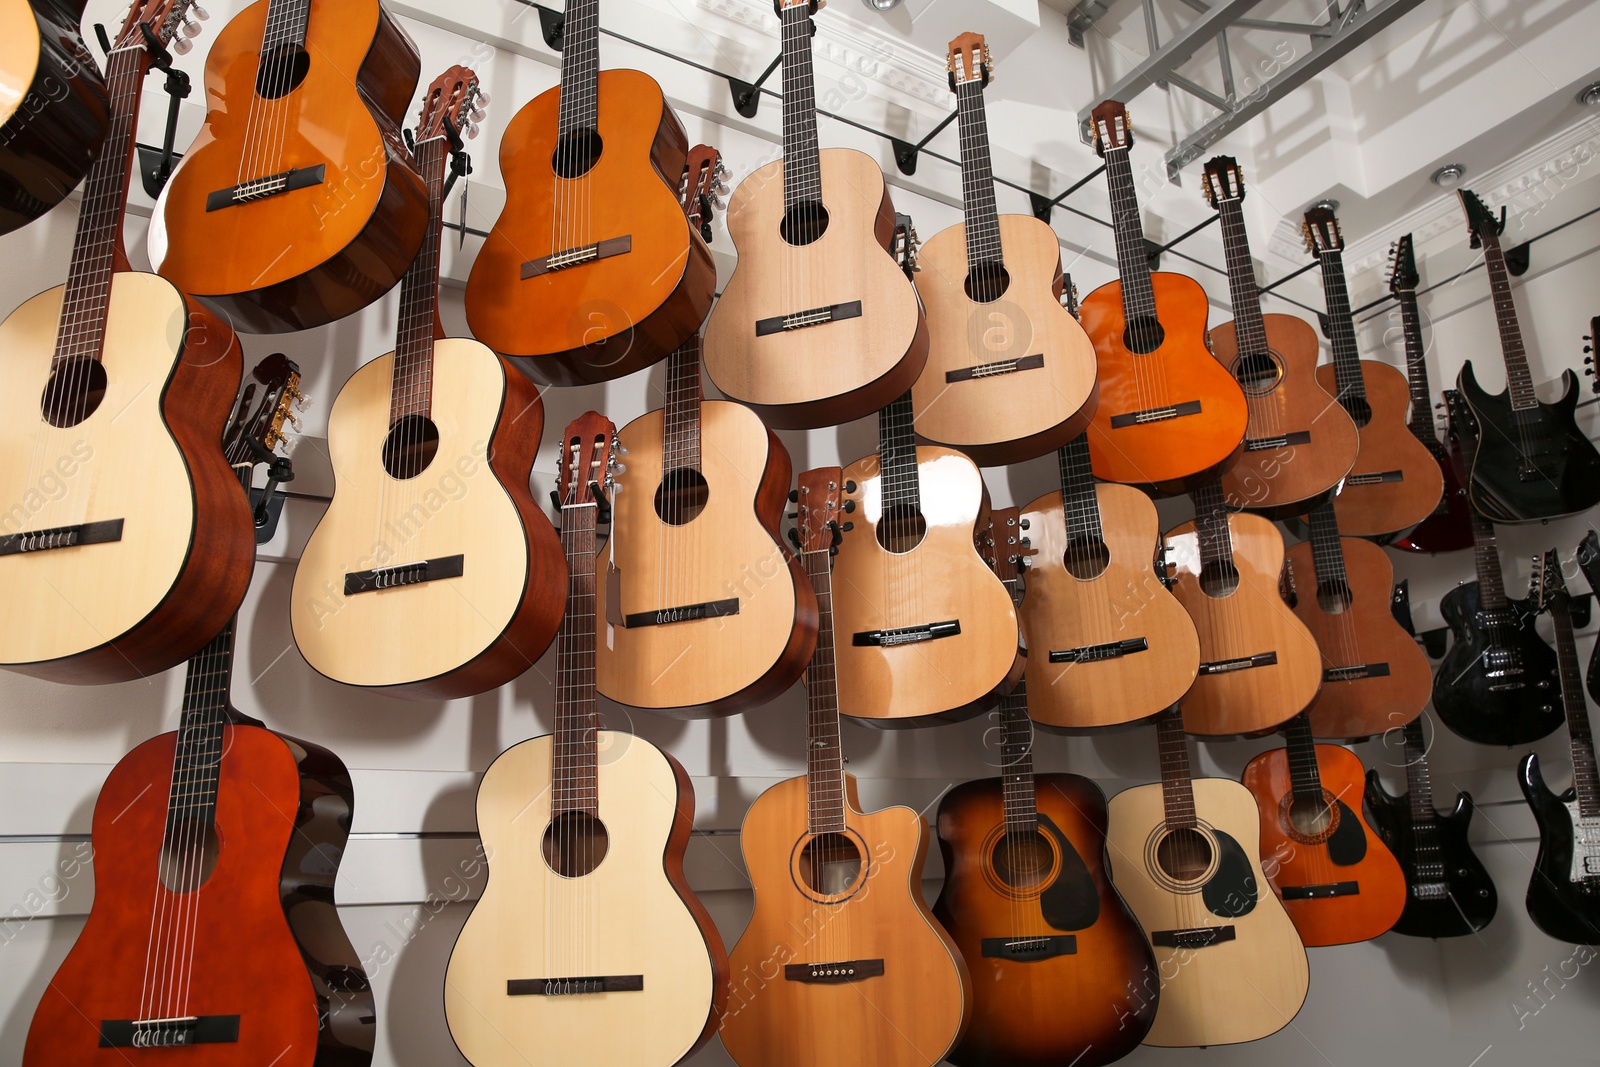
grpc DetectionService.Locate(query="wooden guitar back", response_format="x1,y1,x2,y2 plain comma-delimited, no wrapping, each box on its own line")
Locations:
1315,361,1442,539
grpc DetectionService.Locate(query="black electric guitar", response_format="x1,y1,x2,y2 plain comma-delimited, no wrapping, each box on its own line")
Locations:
1578,530,1600,706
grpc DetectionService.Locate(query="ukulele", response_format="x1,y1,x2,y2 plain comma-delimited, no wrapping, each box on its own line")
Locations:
1455,190,1600,522
444,412,728,1066
149,0,428,334
1242,710,1406,945
1285,501,1430,741
25,357,377,1065
1432,389,1562,745
1017,434,1198,729
0,0,254,685
0,0,106,235
1106,706,1308,1047
292,68,564,699
1202,156,1356,517
721,465,969,1067
1303,207,1442,540
702,0,928,429
1388,234,1475,553
595,145,816,716
1080,102,1246,492
909,33,1096,466
1164,479,1323,737
933,507,1157,1067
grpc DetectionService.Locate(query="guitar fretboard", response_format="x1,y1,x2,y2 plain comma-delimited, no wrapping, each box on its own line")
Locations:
996,575,1038,835
1306,500,1350,594
261,0,313,50
163,621,237,839
1102,144,1157,326
1480,231,1538,412
1191,480,1236,573
1056,434,1103,544
953,78,1002,275
1282,712,1326,805
1155,708,1197,829
1313,248,1368,410
1215,197,1270,367
779,2,822,213
1551,601,1600,819
556,0,602,136
878,392,922,514
1400,718,1436,827
553,504,601,817
389,136,450,424
801,547,847,834
1393,288,1442,454
661,336,704,474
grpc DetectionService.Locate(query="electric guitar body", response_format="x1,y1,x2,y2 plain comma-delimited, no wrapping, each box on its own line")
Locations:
1433,580,1562,746
1314,361,1442,540
1458,363,1600,523
1365,768,1498,938
1520,753,1600,944
1391,451,1474,553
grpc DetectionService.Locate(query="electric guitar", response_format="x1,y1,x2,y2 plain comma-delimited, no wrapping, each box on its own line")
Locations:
1580,530,1600,706
292,68,565,699
1455,190,1600,522
720,465,969,1067
909,33,1096,466
595,145,816,716
0,0,254,685
149,0,428,333
444,412,728,1066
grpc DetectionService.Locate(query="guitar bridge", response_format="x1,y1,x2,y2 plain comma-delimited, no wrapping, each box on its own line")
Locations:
100,1016,240,1048
945,354,1044,383
1280,881,1359,900
507,975,644,996
980,935,1076,961
1345,470,1404,486
521,236,633,279
1245,431,1313,451
1049,637,1148,664
1198,651,1278,675
1109,400,1202,429
755,301,863,337
344,554,464,595
206,165,326,211
1322,663,1390,682
852,620,959,647
1149,926,1235,949
784,959,884,984
622,598,739,628
0,518,123,556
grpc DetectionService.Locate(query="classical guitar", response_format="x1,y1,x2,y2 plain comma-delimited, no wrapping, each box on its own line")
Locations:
465,0,712,385
0,0,106,235
1303,207,1442,541
1106,706,1308,1048
934,507,1156,1067
292,68,564,699
596,145,816,716
1285,501,1430,741
1242,711,1406,946
1164,480,1322,737
702,0,927,429
1432,390,1562,745
1389,234,1475,554
1201,156,1356,517
444,413,728,1066
1081,102,1246,492
909,33,1096,465
25,357,377,1065
0,0,254,685
1455,190,1600,522
1017,433,1198,729
149,0,428,333
721,465,969,1067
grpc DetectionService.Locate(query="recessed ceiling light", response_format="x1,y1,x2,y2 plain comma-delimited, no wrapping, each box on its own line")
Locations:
1579,82,1600,107
1431,163,1467,188
861,0,904,9
1314,198,1340,212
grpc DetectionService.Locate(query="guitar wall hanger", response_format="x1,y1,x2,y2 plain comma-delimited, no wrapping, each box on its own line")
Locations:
91,21,194,198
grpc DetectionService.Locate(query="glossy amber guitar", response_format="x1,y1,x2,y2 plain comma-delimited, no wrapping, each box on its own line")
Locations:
292,69,564,699
149,0,428,333
0,0,253,685
721,466,969,1067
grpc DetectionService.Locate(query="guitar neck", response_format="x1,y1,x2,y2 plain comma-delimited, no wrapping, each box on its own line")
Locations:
1055,434,1104,543
1306,500,1351,594
953,77,1002,272
390,136,451,423
164,619,238,840
662,336,704,473
1216,197,1270,360
1191,479,1237,572
1314,248,1367,408
1552,603,1600,818
262,0,313,49
556,0,602,136
1282,712,1325,804
878,391,922,514
1480,232,1538,411
1102,146,1157,322
1155,707,1198,829
1393,289,1440,450
996,575,1037,834
553,501,601,818
1400,718,1435,825
801,547,847,834
779,2,822,212
1469,510,1508,608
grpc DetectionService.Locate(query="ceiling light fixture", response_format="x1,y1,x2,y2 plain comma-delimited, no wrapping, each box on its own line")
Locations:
1579,82,1600,107
1313,198,1340,212
1431,163,1467,188
861,0,904,9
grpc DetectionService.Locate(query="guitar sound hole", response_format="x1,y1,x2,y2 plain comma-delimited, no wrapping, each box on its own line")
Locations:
654,468,709,526
965,263,1011,303
1156,827,1213,883
158,820,221,894
780,200,830,246
255,44,311,99
1232,351,1283,395
1063,538,1111,580
990,830,1053,891
1287,795,1334,838
799,832,862,895
40,357,107,428
1200,560,1241,598
1122,316,1166,355
1317,580,1353,615
542,812,609,877
876,504,927,554
1340,394,1372,429
552,127,604,180
382,414,440,480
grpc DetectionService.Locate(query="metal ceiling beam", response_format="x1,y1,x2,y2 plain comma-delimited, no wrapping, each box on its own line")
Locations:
1065,0,1120,48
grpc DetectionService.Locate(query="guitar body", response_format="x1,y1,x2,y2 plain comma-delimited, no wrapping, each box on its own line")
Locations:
1518,753,1600,944
1017,486,1198,729
934,773,1156,1067
1285,535,1431,740
1391,445,1474,553
1211,314,1356,517
721,774,969,1067
1364,771,1498,937
24,723,373,1065
1315,361,1443,540
595,399,816,715
464,70,712,385
704,148,928,429
1458,363,1600,523
0,0,106,235
0,272,253,683
1165,512,1323,737
1105,777,1308,1047
445,731,726,1066
1080,272,1246,492
1433,581,1563,746
911,214,1097,465
833,445,1020,725
292,338,564,698
149,0,427,334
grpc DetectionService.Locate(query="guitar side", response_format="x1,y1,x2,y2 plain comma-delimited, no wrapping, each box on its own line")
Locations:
1519,752,1600,944
1391,446,1475,553
1316,360,1443,541
1432,582,1563,746
1364,770,1498,938
1459,363,1600,523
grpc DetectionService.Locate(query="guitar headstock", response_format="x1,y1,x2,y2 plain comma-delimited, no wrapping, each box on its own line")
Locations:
1091,101,1132,157
1061,274,1081,320
1388,234,1419,294
1441,388,1478,469
1458,189,1505,249
986,507,1032,591
1530,547,1567,617
116,0,206,53
557,412,618,512
680,145,728,244
796,467,845,556
1586,316,1600,395
774,0,822,15
1201,156,1245,208
416,65,485,148
892,212,920,279
223,354,303,467
947,32,993,92
1301,206,1344,256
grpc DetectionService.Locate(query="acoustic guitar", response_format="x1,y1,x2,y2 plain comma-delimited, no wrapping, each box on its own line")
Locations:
702,0,927,429
1242,711,1406,946
1201,156,1356,516
1080,102,1246,492
1455,190,1600,523
1303,208,1442,541
0,0,254,685
149,0,428,334
25,357,377,1065
933,507,1157,1067
721,465,969,1067
292,68,564,700
465,0,713,385
1106,706,1308,1047
0,0,106,235
444,413,728,1066
909,33,1096,466
1017,433,1197,729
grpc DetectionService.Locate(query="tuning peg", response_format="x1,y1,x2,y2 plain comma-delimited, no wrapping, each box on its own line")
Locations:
180,17,202,37
844,480,857,493
464,122,480,140
285,411,302,430
787,528,800,548
1019,518,1030,530
173,36,194,54
191,3,209,19
470,106,487,123
615,443,628,457
1019,536,1031,548
840,522,855,533
788,489,799,503
1017,555,1032,570
842,499,856,513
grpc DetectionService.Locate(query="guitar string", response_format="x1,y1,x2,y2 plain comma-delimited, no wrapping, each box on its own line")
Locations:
245,0,308,230
1218,192,1287,452
1481,232,1538,466
1105,136,1162,428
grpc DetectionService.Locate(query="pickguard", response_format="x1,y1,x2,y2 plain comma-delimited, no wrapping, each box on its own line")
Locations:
1326,800,1368,866
1201,830,1258,918
1037,813,1100,931
1563,798,1600,883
